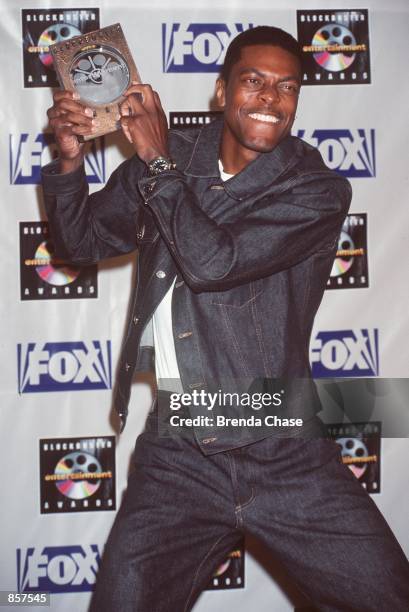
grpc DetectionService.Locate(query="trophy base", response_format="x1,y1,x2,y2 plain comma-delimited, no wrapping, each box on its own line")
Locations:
78,102,123,142
78,120,122,142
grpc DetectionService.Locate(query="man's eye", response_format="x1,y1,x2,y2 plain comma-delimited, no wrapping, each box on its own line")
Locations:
281,83,299,93
245,78,261,85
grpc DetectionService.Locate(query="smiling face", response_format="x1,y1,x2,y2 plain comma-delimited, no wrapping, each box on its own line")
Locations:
216,44,301,173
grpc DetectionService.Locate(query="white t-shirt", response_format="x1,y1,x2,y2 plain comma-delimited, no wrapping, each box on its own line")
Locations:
218,159,234,182
152,160,234,384
152,277,179,382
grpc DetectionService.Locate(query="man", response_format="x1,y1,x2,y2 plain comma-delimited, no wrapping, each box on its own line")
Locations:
42,26,409,612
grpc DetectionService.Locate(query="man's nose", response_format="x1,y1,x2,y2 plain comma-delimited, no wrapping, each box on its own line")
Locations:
257,83,280,104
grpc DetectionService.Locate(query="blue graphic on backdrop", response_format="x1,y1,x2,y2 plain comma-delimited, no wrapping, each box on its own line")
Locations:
9,133,105,184
296,129,375,177
17,545,100,593
310,329,379,377
17,341,112,393
162,23,253,72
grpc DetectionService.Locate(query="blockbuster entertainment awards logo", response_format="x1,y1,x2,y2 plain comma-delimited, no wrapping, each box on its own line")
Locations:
20,222,98,300
297,9,371,84
327,422,381,493
327,213,369,289
39,436,116,513
22,8,100,87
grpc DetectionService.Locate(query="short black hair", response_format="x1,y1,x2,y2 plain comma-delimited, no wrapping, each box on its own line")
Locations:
221,25,303,82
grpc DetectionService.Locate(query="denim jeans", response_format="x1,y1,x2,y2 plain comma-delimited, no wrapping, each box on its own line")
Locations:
90,411,409,612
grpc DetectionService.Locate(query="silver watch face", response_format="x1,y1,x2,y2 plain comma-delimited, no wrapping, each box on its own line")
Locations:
149,157,173,174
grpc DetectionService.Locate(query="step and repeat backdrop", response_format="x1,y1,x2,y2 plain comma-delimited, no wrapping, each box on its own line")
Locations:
1,0,408,610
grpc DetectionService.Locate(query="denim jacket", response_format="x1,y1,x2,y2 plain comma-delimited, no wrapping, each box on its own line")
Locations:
41,118,351,454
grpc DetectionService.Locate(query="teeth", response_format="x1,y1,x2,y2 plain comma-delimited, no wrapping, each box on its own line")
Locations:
248,113,280,124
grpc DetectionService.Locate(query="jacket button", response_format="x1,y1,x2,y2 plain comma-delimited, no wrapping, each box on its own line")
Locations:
133,316,139,325
202,437,218,444
144,181,156,197
125,363,131,371
137,225,145,240
156,270,166,279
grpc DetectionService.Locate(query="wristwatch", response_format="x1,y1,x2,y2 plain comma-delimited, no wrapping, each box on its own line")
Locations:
147,156,177,176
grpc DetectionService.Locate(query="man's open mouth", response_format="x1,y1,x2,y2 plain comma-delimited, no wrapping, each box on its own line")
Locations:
248,112,281,124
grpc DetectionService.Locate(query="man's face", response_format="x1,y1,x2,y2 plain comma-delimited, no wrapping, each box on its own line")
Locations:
216,44,301,171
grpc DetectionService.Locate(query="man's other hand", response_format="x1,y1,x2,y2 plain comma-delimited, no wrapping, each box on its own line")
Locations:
47,90,95,173
119,83,170,163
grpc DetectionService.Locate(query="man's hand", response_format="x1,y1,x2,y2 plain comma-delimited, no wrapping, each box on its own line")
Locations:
47,91,95,173
119,83,170,163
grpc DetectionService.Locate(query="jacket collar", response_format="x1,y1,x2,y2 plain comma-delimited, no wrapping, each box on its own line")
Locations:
183,117,301,199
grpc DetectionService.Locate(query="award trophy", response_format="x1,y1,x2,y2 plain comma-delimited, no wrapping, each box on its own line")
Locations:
50,23,141,140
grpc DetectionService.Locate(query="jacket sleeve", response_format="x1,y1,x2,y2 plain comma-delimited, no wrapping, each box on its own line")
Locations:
41,155,147,264
138,171,352,291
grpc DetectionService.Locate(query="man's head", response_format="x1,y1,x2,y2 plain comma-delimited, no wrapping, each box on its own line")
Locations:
220,26,303,83
216,26,303,172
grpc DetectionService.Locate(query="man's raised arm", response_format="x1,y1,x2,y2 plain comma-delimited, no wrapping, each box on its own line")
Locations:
41,88,148,264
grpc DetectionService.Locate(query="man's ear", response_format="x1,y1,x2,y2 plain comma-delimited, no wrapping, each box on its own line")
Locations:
215,77,226,109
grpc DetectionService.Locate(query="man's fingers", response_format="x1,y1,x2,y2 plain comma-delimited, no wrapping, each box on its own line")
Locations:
53,125,79,142
119,94,144,118
54,122,94,139
122,89,145,113
120,89,164,125
49,89,93,121
124,91,143,104
62,110,93,127
71,124,96,136
47,91,88,159
53,90,80,103
47,107,61,120
119,118,133,144
152,90,165,113
124,83,158,111
50,110,93,129
50,117,95,138
124,83,152,98
54,100,93,116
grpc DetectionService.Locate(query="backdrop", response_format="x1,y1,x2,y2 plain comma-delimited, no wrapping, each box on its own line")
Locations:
1,0,408,610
